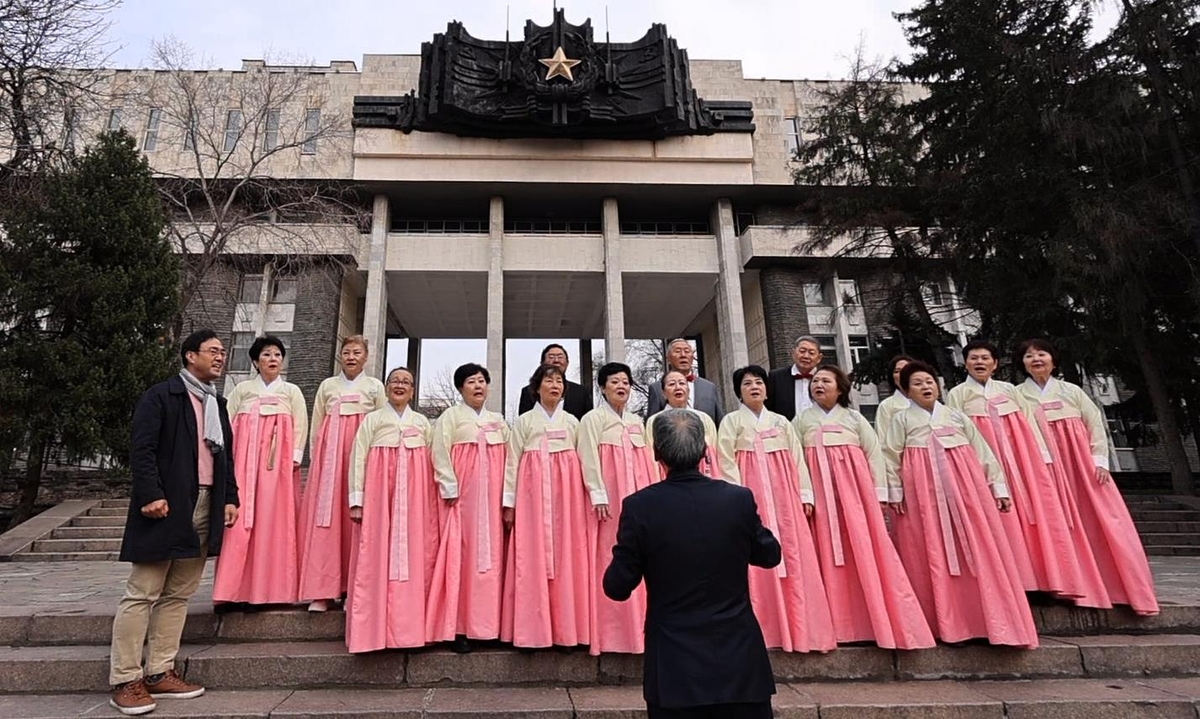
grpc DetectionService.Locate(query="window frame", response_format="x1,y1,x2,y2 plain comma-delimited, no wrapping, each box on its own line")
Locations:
223,109,243,153
301,108,320,155
142,108,162,152
263,108,281,152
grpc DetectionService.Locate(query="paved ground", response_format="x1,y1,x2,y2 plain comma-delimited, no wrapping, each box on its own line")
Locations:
2,556,1199,619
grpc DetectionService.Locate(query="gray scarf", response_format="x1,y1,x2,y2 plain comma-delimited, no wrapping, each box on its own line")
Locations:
180,370,224,454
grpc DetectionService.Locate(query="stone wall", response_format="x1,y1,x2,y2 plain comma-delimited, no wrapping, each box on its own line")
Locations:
759,266,813,369
181,259,242,349
288,261,345,406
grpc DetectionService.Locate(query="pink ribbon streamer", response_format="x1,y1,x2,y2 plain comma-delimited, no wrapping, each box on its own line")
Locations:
317,392,361,527
815,424,845,567
927,426,977,577
751,426,787,578
1034,400,1076,529
539,428,568,580
986,396,1033,526
388,426,423,583
475,421,504,574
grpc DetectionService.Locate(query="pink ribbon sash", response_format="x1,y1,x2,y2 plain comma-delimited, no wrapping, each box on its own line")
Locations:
815,424,845,567
751,426,787,578
388,427,423,583
1034,402,1076,528
927,426,977,577
240,395,282,529
316,392,361,527
539,428,569,580
985,396,1033,526
475,421,504,574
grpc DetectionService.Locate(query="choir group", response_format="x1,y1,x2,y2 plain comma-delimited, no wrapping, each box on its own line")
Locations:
211,333,1159,656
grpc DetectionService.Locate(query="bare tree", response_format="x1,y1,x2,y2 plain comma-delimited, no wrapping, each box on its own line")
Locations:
144,38,367,338
592,339,666,416
0,0,117,176
417,365,459,420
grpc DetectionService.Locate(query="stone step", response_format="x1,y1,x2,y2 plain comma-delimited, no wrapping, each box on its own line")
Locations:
2,635,1200,694
3,678,1200,719
67,516,125,528
84,507,127,518
98,499,130,509
1141,533,1200,547
10,551,119,562
49,526,124,540
1129,510,1200,523
29,538,122,553
1147,546,1200,556
1135,521,1200,534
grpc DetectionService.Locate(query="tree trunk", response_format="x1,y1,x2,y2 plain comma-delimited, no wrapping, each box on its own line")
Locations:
7,439,46,530
1130,323,1195,495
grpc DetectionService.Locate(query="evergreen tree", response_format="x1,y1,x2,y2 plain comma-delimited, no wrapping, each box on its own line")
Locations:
0,130,179,528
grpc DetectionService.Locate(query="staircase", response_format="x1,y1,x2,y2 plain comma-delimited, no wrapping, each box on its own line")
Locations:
1127,495,1200,557
10,499,125,562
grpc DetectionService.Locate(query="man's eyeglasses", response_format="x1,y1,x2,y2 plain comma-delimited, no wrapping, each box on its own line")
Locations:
195,348,227,358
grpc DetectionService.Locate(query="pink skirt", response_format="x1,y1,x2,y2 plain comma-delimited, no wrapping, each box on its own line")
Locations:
806,445,935,649
736,449,836,653
1045,417,1158,615
297,412,368,602
500,449,591,648
587,443,656,655
213,413,300,605
344,445,439,653
426,442,507,641
973,414,1109,605
892,445,1038,647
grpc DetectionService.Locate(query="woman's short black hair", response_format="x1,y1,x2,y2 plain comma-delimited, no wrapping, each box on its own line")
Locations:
1014,338,1061,376
454,362,490,389
899,360,938,391
597,362,633,388
249,335,286,363
812,364,852,407
886,354,917,389
527,364,565,400
962,340,1000,362
732,364,769,399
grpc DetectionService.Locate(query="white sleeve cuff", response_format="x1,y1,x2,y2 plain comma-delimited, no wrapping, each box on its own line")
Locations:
293,449,305,464
1093,455,1110,471
888,487,904,503
439,485,459,500
991,484,1011,500
589,489,610,506
799,488,814,504
502,492,516,508
348,491,364,508
1041,450,1053,464
875,487,889,503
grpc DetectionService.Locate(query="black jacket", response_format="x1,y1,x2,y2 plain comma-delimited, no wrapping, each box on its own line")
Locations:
603,469,780,709
119,375,239,563
517,379,594,421
764,366,800,420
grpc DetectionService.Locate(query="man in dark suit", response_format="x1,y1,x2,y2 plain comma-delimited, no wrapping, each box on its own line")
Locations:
646,338,723,424
517,343,594,420
604,409,781,719
765,334,823,420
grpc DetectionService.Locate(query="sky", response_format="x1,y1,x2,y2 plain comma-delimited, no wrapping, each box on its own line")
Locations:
103,0,1122,416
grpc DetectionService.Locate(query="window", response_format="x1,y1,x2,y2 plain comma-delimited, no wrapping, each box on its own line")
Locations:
238,274,264,303
813,335,840,368
922,280,947,306
836,279,860,306
263,108,281,151
270,276,297,303
64,107,81,151
142,109,162,152
183,110,198,151
735,212,756,235
784,116,802,158
229,332,255,373
223,109,243,153
106,109,123,132
802,282,831,307
848,335,871,368
301,109,320,154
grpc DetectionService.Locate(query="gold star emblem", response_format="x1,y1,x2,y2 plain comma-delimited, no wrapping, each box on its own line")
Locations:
539,46,581,82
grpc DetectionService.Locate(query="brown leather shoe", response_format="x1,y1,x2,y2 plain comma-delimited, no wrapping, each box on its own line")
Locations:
109,679,157,715
145,669,205,700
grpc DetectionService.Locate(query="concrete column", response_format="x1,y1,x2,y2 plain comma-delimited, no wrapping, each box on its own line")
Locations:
712,198,749,381
361,194,390,380
486,196,505,413
602,198,626,363
579,338,594,398
406,337,422,406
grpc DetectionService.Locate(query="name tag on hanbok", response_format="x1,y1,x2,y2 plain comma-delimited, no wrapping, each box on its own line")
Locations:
758,427,780,439
255,395,282,415
820,424,844,433
1042,400,1064,411
545,428,569,452
401,426,425,448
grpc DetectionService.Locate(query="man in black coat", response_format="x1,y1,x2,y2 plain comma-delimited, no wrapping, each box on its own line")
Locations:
765,335,823,420
517,342,594,420
604,409,781,719
108,329,240,716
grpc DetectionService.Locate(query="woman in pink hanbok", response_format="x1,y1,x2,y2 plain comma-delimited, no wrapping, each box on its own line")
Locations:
343,367,438,653
645,370,721,479
213,336,307,606
716,364,836,653
882,361,1038,648
298,336,386,612
947,340,1108,607
1015,338,1158,615
500,364,590,649
793,365,934,649
577,362,657,655
426,363,510,654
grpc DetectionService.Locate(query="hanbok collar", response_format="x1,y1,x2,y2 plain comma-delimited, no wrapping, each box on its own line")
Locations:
891,389,911,406
818,403,843,419
460,402,486,417
917,400,946,419
739,402,767,423
338,371,359,387
388,403,412,422
1023,375,1058,396
257,375,283,391
537,402,560,422
601,400,631,422
966,375,991,392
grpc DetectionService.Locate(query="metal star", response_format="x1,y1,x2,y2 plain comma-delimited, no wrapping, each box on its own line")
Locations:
539,46,581,82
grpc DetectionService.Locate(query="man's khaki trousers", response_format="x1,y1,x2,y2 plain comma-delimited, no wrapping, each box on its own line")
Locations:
109,489,210,686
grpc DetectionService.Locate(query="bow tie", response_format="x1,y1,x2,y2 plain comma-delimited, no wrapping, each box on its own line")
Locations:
684,373,696,383
793,371,813,381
